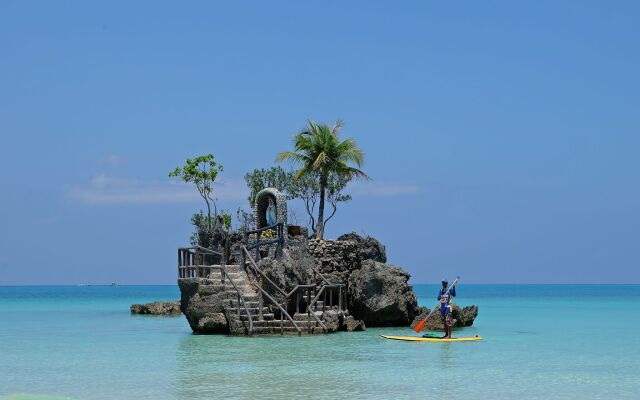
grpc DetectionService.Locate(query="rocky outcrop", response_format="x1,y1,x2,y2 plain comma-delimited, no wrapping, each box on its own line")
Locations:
409,304,479,331
307,239,359,285
283,234,420,327
348,260,419,326
337,232,387,263
198,313,228,332
320,310,366,332
130,301,181,315
178,278,228,334
344,315,366,331
175,231,477,333
256,244,317,305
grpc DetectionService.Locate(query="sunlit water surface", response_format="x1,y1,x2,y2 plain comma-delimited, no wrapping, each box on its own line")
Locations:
1,285,639,399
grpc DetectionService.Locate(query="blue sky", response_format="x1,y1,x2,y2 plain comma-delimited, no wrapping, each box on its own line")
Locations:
1,1,638,285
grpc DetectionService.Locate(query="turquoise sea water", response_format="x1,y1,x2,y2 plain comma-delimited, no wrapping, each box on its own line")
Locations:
1,285,639,400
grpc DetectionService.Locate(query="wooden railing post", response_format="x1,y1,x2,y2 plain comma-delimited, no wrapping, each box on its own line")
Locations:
255,231,261,261
323,289,326,312
241,233,248,270
306,288,311,333
258,276,264,321
330,288,333,308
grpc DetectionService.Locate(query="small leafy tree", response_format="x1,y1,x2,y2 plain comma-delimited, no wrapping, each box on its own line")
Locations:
244,166,351,233
169,154,223,230
288,172,351,234
236,207,253,233
244,166,294,206
278,120,368,239
190,210,232,247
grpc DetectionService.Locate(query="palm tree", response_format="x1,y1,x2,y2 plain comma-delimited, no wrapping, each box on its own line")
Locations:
277,120,368,239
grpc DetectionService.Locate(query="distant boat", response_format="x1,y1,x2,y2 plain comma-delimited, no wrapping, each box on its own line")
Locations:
111,282,118,286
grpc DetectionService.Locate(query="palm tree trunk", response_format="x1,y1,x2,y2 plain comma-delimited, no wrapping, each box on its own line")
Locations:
316,176,326,239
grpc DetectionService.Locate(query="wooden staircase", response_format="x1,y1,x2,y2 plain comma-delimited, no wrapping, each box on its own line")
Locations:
200,264,328,335
177,224,348,336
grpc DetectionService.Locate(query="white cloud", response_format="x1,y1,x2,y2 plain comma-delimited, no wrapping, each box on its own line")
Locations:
349,181,423,197
67,175,247,205
67,175,418,205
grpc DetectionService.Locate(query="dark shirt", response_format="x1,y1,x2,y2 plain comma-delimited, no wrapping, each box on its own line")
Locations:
437,286,456,311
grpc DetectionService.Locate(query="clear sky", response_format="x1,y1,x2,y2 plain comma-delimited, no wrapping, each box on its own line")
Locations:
1,1,638,285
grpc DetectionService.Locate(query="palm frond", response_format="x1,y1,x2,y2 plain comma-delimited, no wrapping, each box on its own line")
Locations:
312,151,329,170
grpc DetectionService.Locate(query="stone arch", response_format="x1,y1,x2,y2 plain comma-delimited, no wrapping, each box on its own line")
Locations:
254,188,287,230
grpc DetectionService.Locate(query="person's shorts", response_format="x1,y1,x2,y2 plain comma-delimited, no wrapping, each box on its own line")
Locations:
440,305,451,316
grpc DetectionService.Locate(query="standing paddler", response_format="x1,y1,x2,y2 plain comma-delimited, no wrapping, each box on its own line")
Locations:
438,279,456,339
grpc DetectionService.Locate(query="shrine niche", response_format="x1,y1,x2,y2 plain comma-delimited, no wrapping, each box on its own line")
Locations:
254,188,287,231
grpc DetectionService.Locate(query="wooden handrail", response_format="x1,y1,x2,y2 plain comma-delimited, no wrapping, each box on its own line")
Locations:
246,275,301,335
240,244,348,333
244,222,283,235
312,266,333,286
243,238,280,251
178,246,221,256
241,244,301,334
241,246,288,297
195,265,253,335
193,245,222,256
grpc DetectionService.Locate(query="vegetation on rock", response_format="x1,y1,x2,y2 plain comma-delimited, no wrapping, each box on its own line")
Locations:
277,120,368,239
169,154,224,229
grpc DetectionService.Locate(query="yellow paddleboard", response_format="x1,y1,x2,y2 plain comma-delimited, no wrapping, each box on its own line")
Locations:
380,335,482,342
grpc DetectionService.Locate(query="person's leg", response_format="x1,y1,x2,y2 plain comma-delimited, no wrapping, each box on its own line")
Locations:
445,307,453,338
441,311,448,339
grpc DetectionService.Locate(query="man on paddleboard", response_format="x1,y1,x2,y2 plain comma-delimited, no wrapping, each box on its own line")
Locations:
438,280,456,339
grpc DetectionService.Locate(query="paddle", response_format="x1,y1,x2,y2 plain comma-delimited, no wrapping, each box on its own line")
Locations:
414,276,459,333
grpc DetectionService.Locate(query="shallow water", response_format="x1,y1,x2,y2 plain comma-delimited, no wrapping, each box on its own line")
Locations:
1,285,639,399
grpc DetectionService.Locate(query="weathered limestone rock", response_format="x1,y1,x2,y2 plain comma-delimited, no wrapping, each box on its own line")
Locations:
344,315,366,331
130,301,181,315
175,231,455,334
320,311,366,332
348,260,419,326
307,239,359,285
178,278,228,334
337,232,387,263
321,310,341,333
409,304,479,331
198,313,228,333
257,244,317,305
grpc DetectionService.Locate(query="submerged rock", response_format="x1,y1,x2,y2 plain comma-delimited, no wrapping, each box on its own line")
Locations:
410,304,479,331
344,315,366,331
348,260,419,326
130,301,181,315
320,310,366,332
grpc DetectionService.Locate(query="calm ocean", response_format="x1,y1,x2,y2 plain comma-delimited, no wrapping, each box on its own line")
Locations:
1,284,638,399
